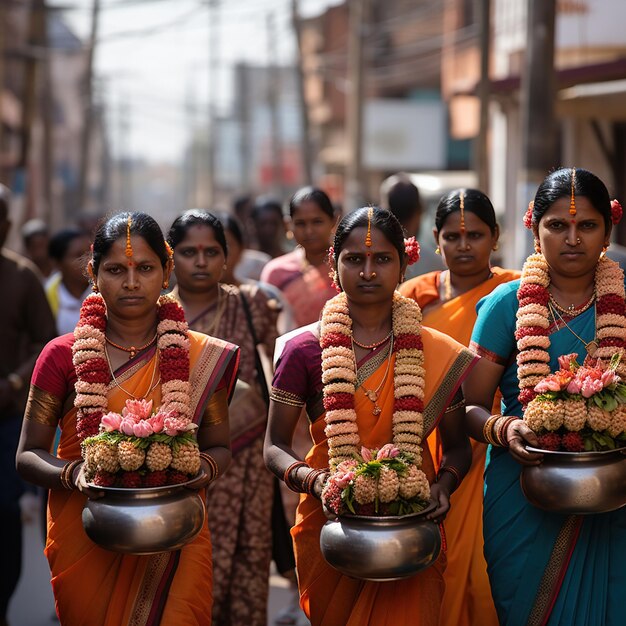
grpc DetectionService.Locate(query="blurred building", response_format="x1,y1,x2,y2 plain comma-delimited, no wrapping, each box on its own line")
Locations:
300,0,472,207
442,0,626,252
0,2,108,246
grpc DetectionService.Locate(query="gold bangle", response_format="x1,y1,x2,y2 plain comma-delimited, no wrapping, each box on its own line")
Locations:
437,465,461,490
482,414,500,446
199,452,219,483
60,459,82,491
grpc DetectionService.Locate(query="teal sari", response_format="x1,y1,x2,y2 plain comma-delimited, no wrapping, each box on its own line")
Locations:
471,279,626,626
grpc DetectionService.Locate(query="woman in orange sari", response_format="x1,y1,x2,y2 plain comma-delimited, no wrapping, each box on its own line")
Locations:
400,189,519,626
16,212,239,626
264,207,477,626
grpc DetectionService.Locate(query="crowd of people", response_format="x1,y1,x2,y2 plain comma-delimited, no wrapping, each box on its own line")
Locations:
0,166,624,626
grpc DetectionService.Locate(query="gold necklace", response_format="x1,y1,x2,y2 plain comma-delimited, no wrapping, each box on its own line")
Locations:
548,291,596,316
352,335,394,416
104,344,161,399
105,331,157,360
548,301,598,357
352,330,392,351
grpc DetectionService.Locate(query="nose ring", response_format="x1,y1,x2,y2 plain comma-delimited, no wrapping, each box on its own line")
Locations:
359,271,377,278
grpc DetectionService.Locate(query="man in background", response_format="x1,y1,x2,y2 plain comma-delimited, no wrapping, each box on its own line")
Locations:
380,172,443,280
21,218,55,283
0,185,56,626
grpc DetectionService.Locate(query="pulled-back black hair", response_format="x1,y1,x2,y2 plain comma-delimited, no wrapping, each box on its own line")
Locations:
333,206,406,265
92,212,169,275
48,228,86,261
167,210,228,257
215,212,244,247
289,186,335,219
251,196,284,220
380,173,422,226
531,167,612,233
434,188,497,234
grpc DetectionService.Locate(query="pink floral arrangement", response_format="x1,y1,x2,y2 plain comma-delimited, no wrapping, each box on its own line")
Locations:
74,294,200,488
524,353,626,452
322,445,430,517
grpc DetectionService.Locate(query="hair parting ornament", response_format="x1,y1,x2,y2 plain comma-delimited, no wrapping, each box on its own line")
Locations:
459,190,466,233
365,206,373,254
125,214,133,264
569,167,577,221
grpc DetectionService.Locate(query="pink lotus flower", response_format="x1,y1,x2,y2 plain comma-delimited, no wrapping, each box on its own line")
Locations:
336,459,358,473
119,417,137,436
361,447,373,462
122,399,153,422
534,374,565,393
133,420,154,438
333,470,355,489
377,444,400,460
147,411,166,434
164,414,190,436
558,353,579,372
567,378,583,394
581,377,604,398
601,369,619,387
100,411,122,432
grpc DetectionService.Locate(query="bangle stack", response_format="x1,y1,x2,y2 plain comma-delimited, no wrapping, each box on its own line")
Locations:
436,465,461,491
302,468,329,496
283,461,309,492
199,452,219,483
483,414,519,447
60,459,82,490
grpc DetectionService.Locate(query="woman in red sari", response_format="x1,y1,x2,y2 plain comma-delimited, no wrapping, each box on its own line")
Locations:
264,207,477,626
16,212,238,626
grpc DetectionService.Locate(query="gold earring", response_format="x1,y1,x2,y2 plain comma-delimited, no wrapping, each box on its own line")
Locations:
534,240,541,253
91,283,99,293
162,281,169,290
435,247,440,255
492,243,500,251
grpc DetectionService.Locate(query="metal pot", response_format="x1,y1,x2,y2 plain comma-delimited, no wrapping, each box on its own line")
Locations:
520,446,626,514
319,505,441,581
82,482,206,554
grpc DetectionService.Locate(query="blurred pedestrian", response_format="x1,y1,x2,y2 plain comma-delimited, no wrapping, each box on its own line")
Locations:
0,185,56,626
46,229,92,335
21,218,55,282
251,197,289,260
380,173,443,279
168,210,279,626
260,187,337,330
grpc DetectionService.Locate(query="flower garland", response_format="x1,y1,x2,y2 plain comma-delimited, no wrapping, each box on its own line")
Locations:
73,293,192,441
516,253,626,410
320,291,427,473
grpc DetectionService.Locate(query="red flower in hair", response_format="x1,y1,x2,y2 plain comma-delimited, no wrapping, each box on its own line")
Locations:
523,201,534,229
611,199,623,225
404,237,420,265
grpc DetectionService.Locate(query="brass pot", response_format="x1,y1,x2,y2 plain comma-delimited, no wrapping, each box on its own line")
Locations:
319,506,441,581
82,482,206,554
520,446,626,514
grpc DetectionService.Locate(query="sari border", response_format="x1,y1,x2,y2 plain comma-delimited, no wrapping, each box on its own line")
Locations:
527,515,583,626
423,349,478,437
469,341,507,366
128,552,177,626
145,551,181,626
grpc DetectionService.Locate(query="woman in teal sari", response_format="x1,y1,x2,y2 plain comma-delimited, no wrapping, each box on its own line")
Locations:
464,167,626,626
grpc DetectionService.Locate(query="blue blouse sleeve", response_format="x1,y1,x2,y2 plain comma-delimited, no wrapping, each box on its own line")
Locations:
470,279,520,366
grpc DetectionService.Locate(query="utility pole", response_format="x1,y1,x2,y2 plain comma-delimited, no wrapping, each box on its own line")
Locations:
117,95,131,208
207,0,219,208
514,0,557,267
267,12,283,197
77,0,101,212
291,0,313,186
474,0,490,193
345,0,368,212
184,78,198,208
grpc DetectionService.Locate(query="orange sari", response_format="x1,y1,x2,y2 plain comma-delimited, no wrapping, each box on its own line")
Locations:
36,331,238,626
400,267,519,626
285,328,476,626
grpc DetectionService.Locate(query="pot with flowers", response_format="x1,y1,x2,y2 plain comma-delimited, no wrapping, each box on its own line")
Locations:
520,353,626,514
76,294,207,554
318,291,441,582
